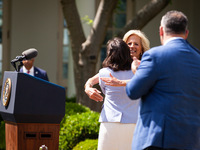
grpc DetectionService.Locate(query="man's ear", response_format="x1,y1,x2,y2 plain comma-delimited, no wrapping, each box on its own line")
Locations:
184,29,189,39
159,26,164,36
159,26,165,45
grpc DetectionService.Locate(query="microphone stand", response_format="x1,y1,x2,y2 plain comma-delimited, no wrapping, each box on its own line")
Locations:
11,60,23,72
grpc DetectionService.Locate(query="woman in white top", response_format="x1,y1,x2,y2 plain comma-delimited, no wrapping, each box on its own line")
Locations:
98,37,139,150
85,30,150,149
85,30,150,100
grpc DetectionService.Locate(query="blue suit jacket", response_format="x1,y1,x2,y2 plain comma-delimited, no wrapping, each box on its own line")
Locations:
20,66,49,81
126,39,200,150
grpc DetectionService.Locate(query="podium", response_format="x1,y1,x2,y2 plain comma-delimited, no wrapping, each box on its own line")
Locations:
0,71,66,150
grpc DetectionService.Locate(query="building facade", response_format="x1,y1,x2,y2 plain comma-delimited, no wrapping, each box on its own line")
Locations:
0,0,200,97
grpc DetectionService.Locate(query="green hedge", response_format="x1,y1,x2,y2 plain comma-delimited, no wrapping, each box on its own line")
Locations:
0,102,100,150
59,103,100,150
65,102,91,116
73,139,98,150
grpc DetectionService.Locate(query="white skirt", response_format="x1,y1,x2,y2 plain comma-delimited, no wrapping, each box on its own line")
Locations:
98,122,136,150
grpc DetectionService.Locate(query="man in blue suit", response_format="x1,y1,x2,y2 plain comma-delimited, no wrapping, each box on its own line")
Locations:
126,10,200,150
20,56,49,81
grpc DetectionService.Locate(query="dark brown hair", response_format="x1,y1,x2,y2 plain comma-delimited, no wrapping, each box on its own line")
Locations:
102,37,132,71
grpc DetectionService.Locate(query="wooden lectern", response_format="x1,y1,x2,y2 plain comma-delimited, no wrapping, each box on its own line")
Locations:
0,71,66,150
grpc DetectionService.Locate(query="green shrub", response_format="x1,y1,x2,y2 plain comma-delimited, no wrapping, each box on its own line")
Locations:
60,102,91,125
73,139,98,150
0,121,5,150
59,110,100,150
65,102,90,116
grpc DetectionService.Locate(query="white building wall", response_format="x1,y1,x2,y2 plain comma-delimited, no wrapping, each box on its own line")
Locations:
10,0,60,84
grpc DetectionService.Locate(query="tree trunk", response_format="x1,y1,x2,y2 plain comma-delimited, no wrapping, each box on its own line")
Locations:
61,0,170,112
117,0,170,37
76,0,118,111
61,0,118,111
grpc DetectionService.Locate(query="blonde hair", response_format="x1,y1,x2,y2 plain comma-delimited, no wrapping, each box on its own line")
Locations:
123,30,150,54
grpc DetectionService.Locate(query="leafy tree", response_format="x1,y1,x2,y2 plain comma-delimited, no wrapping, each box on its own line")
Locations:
60,0,170,111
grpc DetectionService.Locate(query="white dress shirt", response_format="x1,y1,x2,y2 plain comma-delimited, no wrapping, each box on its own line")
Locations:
22,66,34,76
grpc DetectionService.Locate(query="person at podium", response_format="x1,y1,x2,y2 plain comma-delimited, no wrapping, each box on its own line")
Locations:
20,54,49,81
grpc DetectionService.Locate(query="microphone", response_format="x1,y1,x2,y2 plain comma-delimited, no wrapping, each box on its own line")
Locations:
11,48,38,63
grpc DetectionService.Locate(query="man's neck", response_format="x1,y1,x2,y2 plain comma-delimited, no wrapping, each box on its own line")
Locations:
163,34,187,45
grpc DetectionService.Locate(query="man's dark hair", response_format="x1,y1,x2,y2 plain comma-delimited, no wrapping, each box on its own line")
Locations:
102,37,132,71
161,10,188,35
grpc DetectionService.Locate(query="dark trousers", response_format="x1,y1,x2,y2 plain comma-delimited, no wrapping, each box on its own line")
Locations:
144,146,182,150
